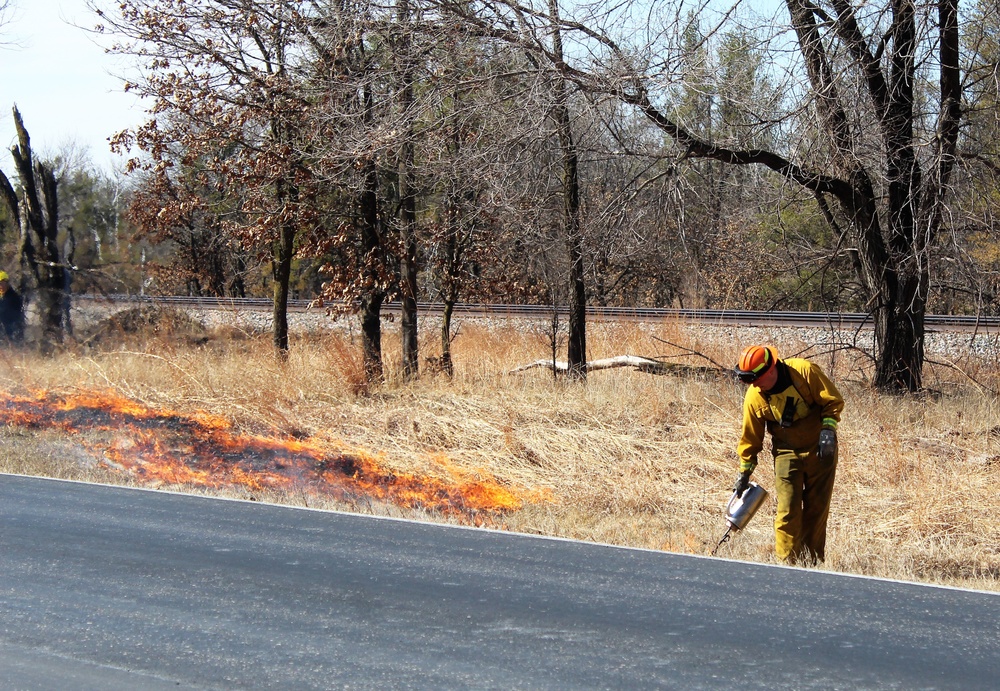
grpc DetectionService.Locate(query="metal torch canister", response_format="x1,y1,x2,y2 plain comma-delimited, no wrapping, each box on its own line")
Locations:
724,482,768,530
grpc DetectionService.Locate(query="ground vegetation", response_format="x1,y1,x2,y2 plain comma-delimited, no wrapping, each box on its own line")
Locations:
0,311,997,591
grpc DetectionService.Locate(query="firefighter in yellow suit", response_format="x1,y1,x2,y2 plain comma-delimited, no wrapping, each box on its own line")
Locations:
733,345,844,564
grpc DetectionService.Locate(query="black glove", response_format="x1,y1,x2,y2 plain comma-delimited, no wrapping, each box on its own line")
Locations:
733,469,753,498
818,428,837,462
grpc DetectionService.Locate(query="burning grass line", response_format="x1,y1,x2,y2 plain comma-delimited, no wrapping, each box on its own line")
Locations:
0,389,531,521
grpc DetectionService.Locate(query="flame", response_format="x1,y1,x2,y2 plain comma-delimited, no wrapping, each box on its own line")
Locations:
0,389,533,523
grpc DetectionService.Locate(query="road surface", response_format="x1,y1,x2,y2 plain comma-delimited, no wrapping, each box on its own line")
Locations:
0,474,996,689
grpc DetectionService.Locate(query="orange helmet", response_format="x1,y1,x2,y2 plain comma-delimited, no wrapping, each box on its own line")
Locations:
735,345,777,383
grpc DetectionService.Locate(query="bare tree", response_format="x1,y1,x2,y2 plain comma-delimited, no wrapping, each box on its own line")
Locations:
306,0,551,380
419,31,525,375
435,0,963,392
395,0,420,380
547,0,586,379
936,0,1000,316
0,1,11,32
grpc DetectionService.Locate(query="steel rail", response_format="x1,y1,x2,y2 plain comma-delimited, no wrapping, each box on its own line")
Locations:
71,294,1000,332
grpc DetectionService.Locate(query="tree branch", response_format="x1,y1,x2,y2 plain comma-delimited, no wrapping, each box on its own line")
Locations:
510,354,726,376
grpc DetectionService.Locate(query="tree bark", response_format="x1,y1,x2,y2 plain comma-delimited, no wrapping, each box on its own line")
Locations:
361,290,385,383
441,298,455,377
359,151,385,383
399,140,420,380
548,0,586,380
4,107,65,352
272,220,294,356
396,0,420,381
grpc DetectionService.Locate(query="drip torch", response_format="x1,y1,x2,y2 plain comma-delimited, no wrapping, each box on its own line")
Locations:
711,481,768,556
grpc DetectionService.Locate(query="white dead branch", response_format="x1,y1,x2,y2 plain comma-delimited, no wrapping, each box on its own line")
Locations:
509,355,723,377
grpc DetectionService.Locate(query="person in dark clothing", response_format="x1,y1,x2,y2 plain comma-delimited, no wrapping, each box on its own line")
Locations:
0,271,25,344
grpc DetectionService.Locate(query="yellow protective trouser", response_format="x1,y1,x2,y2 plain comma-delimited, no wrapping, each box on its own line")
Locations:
773,447,837,564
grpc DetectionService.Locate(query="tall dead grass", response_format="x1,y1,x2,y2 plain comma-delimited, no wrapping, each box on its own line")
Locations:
1,313,998,591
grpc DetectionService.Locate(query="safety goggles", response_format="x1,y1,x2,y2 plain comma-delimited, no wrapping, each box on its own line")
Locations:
734,350,773,384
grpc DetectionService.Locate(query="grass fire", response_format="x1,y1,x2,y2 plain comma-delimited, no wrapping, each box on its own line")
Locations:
0,388,527,524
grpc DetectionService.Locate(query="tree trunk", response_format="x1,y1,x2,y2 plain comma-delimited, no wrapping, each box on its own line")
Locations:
351,71,387,383
229,253,247,298
361,290,385,382
397,0,419,381
2,107,65,352
837,168,924,391
62,228,75,337
549,0,586,380
359,151,385,383
399,141,419,380
566,216,586,380
441,298,455,377
783,0,929,391
271,221,294,356
877,289,924,391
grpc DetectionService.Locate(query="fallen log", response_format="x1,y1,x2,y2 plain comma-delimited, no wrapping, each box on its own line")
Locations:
509,355,725,377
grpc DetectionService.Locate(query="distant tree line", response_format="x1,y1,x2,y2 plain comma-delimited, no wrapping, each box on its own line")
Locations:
3,0,1000,391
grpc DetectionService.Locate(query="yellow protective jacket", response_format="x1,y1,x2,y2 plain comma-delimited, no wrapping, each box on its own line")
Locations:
737,358,844,473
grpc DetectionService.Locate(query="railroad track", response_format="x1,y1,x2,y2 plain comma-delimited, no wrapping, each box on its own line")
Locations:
72,294,1000,332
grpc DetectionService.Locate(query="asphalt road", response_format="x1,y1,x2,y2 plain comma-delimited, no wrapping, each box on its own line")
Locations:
0,474,997,690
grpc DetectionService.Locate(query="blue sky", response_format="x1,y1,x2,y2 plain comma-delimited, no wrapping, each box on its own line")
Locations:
0,0,144,173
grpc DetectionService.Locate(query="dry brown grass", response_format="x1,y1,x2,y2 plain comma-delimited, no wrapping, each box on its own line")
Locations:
0,313,998,591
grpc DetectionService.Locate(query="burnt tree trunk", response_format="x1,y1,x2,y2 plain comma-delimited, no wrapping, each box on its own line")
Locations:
0,107,66,352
